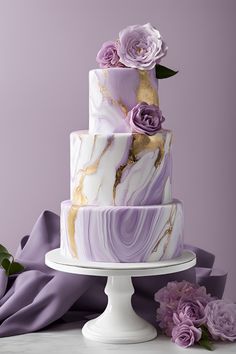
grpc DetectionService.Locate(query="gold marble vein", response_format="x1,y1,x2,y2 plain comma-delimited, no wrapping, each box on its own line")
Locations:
98,72,129,116
73,135,114,205
113,142,136,202
67,205,79,258
151,205,177,256
136,70,159,105
113,133,166,201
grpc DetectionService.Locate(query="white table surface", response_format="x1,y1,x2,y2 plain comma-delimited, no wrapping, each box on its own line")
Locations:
0,321,236,354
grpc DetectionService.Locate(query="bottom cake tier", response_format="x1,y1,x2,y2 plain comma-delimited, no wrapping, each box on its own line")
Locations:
60,200,184,263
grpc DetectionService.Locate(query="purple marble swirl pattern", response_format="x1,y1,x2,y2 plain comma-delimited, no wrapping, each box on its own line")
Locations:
60,200,184,263
89,68,159,134
70,130,172,206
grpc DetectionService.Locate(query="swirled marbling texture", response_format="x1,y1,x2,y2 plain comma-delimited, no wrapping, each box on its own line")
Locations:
89,68,159,133
60,200,184,263
70,130,172,206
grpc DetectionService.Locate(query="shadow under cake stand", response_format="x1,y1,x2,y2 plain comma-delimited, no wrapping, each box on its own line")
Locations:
45,249,196,344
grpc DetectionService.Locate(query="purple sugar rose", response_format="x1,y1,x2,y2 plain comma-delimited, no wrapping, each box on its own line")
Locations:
174,297,206,326
96,41,124,68
172,320,202,348
155,281,213,336
127,102,164,135
117,23,168,70
205,300,236,342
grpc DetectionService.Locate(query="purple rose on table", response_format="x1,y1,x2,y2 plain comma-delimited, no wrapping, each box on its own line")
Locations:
155,280,212,336
173,297,206,326
127,102,164,135
96,41,125,68
204,300,236,342
172,319,202,348
117,23,168,70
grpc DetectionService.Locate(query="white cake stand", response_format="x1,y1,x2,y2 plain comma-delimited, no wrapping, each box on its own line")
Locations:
45,249,196,344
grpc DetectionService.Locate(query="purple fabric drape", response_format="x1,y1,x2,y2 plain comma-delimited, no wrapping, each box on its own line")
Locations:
0,211,227,337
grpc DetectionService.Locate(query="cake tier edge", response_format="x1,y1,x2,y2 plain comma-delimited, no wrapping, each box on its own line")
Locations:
60,200,184,263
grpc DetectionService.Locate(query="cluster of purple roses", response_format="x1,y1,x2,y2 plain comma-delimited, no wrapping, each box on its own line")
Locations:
96,23,167,71
155,280,236,349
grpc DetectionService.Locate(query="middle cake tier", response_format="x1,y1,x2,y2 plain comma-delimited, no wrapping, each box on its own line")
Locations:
71,130,172,206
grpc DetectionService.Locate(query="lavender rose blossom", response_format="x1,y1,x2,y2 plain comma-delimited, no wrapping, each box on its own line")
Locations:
174,297,206,326
127,102,164,135
96,41,124,68
205,300,236,342
117,23,168,70
155,281,212,336
172,319,202,348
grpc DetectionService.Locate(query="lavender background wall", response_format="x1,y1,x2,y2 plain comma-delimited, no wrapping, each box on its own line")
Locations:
0,0,235,299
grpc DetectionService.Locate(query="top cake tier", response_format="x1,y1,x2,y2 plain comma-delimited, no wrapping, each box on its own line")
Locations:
89,68,159,134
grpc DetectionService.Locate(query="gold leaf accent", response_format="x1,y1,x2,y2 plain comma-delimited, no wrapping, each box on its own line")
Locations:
72,175,88,205
113,138,137,201
136,70,159,105
132,134,165,167
151,204,177,256
117,99,129,116
72,135,114,205
113,134,165,201
98,71,128,116
67,205,79,258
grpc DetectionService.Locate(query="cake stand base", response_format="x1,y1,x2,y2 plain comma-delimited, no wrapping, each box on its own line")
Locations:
45,249,196,344
82,275,156,343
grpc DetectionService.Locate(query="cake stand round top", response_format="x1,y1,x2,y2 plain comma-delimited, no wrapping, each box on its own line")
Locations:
45,249,196,277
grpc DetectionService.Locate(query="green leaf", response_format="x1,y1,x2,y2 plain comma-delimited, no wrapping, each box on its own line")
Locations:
0,244,24,276
201,325,212,339
0,252,13,274
155,64,178,79
0,244,9,254
198,338,214,351
8,261,24,276
198,325,214,351
0,244,12,266
1,258,11,276
0,251,12,263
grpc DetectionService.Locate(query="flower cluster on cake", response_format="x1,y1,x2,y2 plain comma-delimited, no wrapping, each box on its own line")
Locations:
60,23,182,263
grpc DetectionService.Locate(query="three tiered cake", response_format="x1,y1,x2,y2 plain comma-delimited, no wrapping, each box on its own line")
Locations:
60,23,184,263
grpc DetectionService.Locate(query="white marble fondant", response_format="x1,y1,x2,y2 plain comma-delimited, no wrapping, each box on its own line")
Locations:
89,68,159,134
60,200,184,263
162,177,172,204
70,130,172,206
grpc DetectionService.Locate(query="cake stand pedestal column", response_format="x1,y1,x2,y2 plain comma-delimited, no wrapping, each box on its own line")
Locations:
82,275,156,343
45,249,196,344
